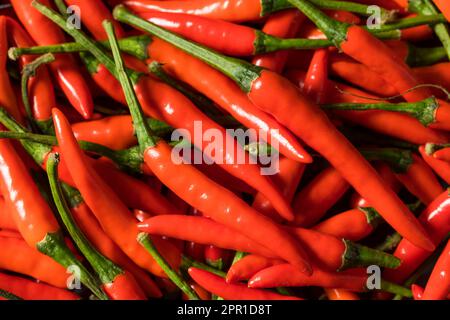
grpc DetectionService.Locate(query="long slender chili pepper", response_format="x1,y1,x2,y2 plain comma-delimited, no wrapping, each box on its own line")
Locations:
47,154,146,300
10,0,93,119
188,267,301,300
114,4,435,252
36,2,297,221
226,255,284,283
137,11,400,56
0,272,78,300
286,70,448,145
5,17,55,130
0,234,71,288
51,107,181,278
0,107,179,214
287,0,432,103
138,215,279,258
421,240,450,300
252,10,305,73
419,145,450,184
0,17,22,123
313,207,382,242
322,97,450,131
248,264,412,297
383,189,450,284
0,136,106,299
292,167,349,227
432,0,450,21
123,0,395,22
60,183,162,298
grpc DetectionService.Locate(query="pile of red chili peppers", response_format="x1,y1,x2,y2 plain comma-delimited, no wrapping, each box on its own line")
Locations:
0,0,449,301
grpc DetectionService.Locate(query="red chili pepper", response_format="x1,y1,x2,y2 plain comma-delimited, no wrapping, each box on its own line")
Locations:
188,267,302,300
0,272,79,300
5,17,55,125
182,281,211,301
115,5,435,251
10,0,94,119
383,189,450,284
226,255,284,283
433,0,450,21
292,166,349,227
433,147,450,161
286,70,448,145
52,108,181,277
252,10,305,73
204,245,228,270
0,17,22,122
302,48,329,104
421,240,450,300
325,288,359,300
0,235,70,288
0,197,17,231
414,62,450,92
419,145,450,184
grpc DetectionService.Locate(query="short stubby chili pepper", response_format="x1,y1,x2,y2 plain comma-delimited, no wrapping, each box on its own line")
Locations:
47,154,147,300
60,182,162,298
421,240,450,300
419,145,450,184
52,107,181,278
0,17,22,122
114,4,436,252
10,0,94,119
286,70,449,145
35,3,298,220
5,17,55,127
383,189,450,284
188,267,302,300
0,235,71,288
124,0,394,22
288,0,432,103
0,135,107,299
0,272,79,300
292,166,349,227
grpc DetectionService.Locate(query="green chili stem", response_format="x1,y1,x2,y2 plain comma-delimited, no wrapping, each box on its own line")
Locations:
370,13,446,33
307,0,394,20
21,53,55,127
425,142,450,155
0,289,23,300
359,148,413,174
138,233,199,300
376,233,403,252
231,251,248,265
181,255,226,278
8,35,151,61
407,45,447,67
380,280,412,298
53,0,69,17
322,97,439,127
47,153,122,287
341,240,401,270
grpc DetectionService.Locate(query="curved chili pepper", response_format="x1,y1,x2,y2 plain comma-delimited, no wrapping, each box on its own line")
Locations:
10,0,93,119
252,10,305,73
47,154,147,300
226,255,284,283
188,267,302,300
419,145,450,184
52,107,181,278
0,235,70,288
0,272,78,300
431,146,450,162
292,166,349,227
5,17,55,127
421,240,450,300
0,135,106,298
313,207,382,242
114,5,435,252
383,189,450,284
138,215,278,258
0,17,22,122
60,183,162,298
286,70,448,145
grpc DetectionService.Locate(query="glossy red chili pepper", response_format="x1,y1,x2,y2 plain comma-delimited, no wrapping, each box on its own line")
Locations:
286,70,448,145
302,48,329,104
421,240,450,300
252,10,305,73
115,6,435,252
226,255,284,283
292,166,349,227
0,272,79,300
383,189,450,284
0,197,17,231
0,17,22,122
52,108,181,277
5,17,55,124
10,0,94,119
325,288,359,300
204,245,228,270
0,235,69,288
188,267,302,300
433,147,450,161
419,145,450,184
138,215,278,258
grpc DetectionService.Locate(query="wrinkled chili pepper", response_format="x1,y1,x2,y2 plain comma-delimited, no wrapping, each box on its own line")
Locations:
10,0,93,119
115,5,435,252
